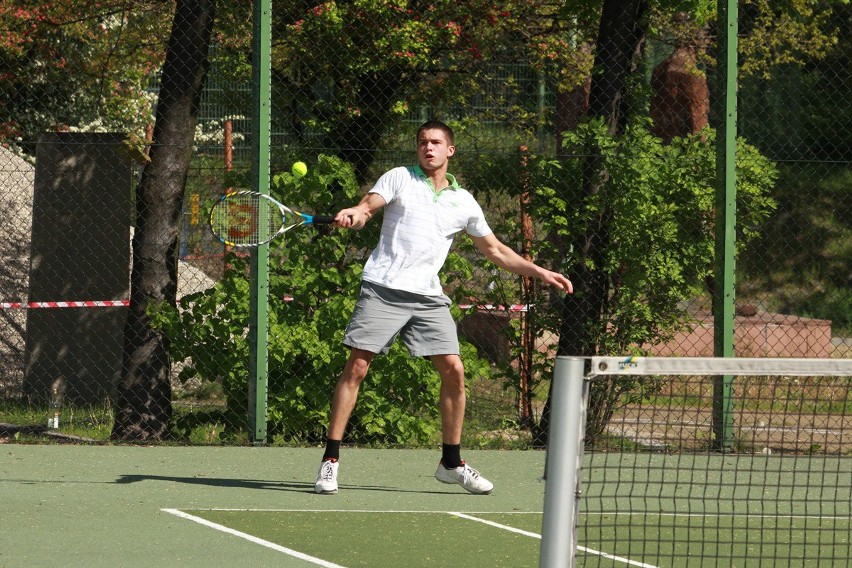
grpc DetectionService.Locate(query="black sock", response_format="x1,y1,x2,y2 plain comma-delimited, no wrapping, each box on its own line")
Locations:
442,444,462,469
322,439,341,462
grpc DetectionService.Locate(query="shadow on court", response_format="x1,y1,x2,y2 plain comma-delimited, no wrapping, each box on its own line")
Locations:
113,473,460,495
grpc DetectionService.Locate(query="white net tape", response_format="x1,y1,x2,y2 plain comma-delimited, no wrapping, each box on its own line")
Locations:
590,356,852,377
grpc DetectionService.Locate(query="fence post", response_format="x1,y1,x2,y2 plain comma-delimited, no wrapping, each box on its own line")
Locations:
712,0,738,452
248,0,272,445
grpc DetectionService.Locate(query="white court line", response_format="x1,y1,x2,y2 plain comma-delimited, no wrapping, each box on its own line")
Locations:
181,508,543,514
161,508,346,568
449,512,660,568
449,512,543,538
164,508,661,568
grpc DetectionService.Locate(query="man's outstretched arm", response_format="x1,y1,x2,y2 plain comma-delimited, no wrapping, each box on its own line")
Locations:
471,233,573,294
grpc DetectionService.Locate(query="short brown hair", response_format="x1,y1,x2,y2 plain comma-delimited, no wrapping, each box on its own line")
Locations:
417,120,454,146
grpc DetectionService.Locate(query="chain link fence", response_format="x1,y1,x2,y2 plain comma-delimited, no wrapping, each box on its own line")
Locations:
1,1,849,447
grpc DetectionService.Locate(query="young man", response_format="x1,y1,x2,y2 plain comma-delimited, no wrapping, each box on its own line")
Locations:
315,120,572,495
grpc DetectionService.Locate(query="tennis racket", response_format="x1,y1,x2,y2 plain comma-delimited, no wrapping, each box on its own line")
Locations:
209,190,336,247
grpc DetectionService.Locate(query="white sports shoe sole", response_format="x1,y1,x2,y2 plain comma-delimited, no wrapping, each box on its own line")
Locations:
435,461,493,495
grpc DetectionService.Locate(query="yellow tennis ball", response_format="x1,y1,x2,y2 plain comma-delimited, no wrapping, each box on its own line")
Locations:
292,161,308,178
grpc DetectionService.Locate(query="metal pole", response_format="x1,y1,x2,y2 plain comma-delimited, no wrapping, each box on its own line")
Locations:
541,357,587,568
712,0,738,452
248,0,272,445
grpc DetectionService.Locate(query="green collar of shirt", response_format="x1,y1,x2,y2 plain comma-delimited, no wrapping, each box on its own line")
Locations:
411,165,461,197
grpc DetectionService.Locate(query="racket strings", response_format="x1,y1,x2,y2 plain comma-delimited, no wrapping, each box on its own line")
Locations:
210,192,282,246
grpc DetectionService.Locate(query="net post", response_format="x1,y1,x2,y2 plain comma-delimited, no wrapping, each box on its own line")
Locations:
540,356,587,568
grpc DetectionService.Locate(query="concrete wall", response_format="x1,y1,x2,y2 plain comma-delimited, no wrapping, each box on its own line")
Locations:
24,133,132,404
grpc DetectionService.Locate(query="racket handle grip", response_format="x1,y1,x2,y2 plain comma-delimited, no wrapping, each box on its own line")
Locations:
311,215,336,225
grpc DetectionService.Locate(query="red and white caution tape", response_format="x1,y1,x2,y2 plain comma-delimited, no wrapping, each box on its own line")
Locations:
458,304,529,312
0,300,130,309
2,299,529,312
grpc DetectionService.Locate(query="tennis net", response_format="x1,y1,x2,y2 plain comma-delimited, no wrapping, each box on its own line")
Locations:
540,356,852,568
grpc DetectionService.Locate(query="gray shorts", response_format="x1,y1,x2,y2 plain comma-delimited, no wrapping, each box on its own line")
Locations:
343,281,459,357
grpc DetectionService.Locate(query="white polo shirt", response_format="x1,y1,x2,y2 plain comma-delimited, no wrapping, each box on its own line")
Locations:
361,165,492,296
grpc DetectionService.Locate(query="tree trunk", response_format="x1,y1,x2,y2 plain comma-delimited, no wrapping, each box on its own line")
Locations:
322,69,413,184
536,0,647,446
112,0,216,441
555,76,590,158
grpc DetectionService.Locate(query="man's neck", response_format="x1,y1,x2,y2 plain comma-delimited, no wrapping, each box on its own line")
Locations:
421,166,449,191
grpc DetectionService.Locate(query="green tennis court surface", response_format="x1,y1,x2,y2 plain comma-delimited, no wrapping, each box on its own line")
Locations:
171,509,543,566
2,446,849,566
0,446,548,567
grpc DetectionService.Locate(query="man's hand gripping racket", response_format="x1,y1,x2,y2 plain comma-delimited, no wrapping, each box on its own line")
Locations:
209,190,336,247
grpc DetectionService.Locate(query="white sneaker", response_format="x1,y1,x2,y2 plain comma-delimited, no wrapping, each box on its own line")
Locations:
435,460,493,494
315,459,339,494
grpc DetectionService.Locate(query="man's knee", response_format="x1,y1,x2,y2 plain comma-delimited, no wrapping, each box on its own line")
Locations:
342,349,374,383
434,355,465,385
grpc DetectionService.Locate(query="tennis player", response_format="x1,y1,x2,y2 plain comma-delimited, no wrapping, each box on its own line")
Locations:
316,120,573,495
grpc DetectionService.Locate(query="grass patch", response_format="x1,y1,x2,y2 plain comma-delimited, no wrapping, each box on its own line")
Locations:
0,398,113,442
0,397,241,445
